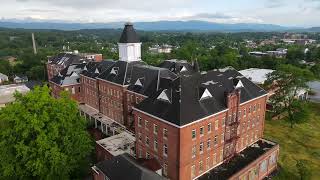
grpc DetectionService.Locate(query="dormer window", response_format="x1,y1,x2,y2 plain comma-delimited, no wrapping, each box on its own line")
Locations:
83,66,87,71
71,72,78,77
157,89,171,103
180,66,187,72
135,78,144,87
200,88,213,100
95,68,100,74
110,67,119,75
233,79,244,89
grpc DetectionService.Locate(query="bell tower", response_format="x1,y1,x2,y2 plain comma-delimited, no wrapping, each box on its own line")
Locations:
118,22,142,62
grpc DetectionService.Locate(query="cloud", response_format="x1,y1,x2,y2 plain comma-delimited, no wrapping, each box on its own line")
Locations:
184,13,234,19
265,0,285,8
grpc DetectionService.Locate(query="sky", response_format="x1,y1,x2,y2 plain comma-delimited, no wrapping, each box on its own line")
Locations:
0,0,319,27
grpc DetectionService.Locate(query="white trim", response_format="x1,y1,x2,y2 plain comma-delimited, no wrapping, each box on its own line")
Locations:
96,77,124,87
91,166,99,174
132,107,181,128
181,109,229,128
80,74,97,81
126,89,148,98
240,94,268,106
49,80,80,87
192,161,224,180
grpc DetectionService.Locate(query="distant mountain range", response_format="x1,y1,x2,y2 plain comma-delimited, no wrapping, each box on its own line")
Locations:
0,20,319,32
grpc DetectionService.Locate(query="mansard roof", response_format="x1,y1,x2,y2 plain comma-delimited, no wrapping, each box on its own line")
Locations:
135,67,267,127
119,23,140,43
158,59,195,75
48,53,89,67
50,63,86,86
97,60,146,85
81,60,116,78
127,64,177,97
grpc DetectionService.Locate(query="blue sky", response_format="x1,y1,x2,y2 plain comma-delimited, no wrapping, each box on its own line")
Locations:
1,0,320,27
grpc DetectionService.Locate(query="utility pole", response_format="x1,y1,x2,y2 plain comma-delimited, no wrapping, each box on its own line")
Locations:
32,33,37,55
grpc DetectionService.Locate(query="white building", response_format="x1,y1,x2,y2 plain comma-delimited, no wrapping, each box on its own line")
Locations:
0,84,30,108
0,73,9,84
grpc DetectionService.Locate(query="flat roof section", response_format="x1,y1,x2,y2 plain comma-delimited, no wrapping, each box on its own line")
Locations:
96,131,136,157
199,139,278,180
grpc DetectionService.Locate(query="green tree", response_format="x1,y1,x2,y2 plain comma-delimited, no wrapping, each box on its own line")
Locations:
265,65,313,128
0,86,93,179
310,64,320,78
296,160,312,180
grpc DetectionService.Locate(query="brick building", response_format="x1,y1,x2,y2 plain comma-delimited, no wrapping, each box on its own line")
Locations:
48,23,279,180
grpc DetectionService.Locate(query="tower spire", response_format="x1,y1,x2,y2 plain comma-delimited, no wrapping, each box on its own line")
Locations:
118,23,142,62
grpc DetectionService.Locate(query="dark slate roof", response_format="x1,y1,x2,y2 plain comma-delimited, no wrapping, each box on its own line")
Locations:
81,60,116,78
127,64,177,97
135,67,267,126
119,23,140,43
48,53,88,66
158,59,195,75
95,153,166,180
97,60,146,86
50,63,86,85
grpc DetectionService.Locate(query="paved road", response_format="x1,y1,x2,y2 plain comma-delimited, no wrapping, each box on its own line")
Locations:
308,81,320,103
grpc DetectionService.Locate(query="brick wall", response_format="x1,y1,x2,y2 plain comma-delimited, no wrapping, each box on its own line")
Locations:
133,94,268,180
98,79,125,125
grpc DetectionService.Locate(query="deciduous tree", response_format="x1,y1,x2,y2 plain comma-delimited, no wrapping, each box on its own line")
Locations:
0,86,93,179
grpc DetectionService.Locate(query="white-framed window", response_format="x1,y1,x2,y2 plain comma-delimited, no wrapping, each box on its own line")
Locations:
154,139,158,152
260,160,267,173
269,153,277,165
138,133,142,142
192,129,196,139
145,120,149,130
145,136,149,146
215,120,219,130
163,163,168,176
220,149,224,162
191,165,196,178
249,106,252,114
163,128,168,139
208,123,212,133
238,111,241,119
163,144,168,157
192,145,196,158
139,148,142,158
199,161,203,173
221,133,224,143
213,153,217,165
206,157,210,170
253,104,256,112
154,124,158,135
207,139,211,150
200,142,204,154
146,152,150,159
72,87,75,94
214,135,218,145
222,117,225,127
243,109,247,117
200,126,204,136
138,116,142,127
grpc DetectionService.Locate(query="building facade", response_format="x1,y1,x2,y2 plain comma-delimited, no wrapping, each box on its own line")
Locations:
48,23,279,180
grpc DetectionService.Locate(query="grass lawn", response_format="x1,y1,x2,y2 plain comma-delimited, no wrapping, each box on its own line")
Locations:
264,103,320,180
